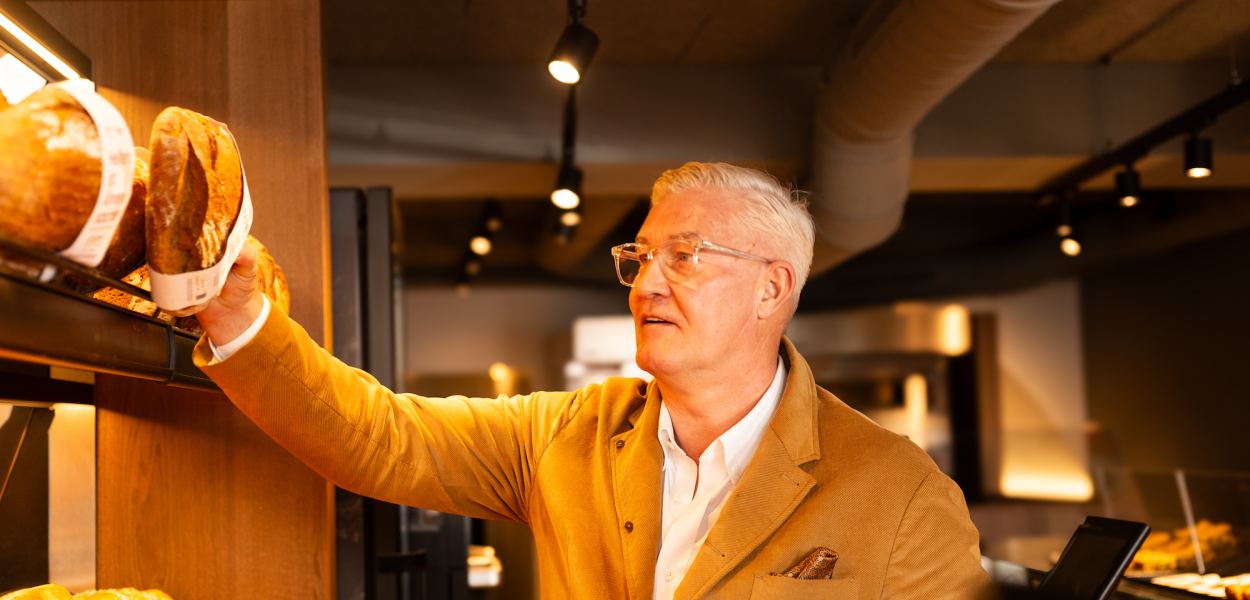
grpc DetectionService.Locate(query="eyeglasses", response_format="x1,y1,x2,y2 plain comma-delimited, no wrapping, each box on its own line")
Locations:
610,238,771,287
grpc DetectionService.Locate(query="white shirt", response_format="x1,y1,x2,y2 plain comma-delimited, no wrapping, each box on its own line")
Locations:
207,295,271,363
653,357,787,600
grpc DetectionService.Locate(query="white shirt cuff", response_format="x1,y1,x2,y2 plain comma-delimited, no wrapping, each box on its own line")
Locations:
208,295,271,364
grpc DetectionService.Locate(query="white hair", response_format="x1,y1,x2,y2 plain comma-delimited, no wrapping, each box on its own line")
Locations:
650,162,816,305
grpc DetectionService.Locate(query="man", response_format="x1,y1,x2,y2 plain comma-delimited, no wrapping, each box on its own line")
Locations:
195,162,989,599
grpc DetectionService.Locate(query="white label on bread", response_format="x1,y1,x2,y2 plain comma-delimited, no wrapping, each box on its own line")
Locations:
55,80,136,268
148,132,254,313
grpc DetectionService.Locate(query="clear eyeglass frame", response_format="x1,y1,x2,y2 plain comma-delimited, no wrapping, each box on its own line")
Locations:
609,238,772,287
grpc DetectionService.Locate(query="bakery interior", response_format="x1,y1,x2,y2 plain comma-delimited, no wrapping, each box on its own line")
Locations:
2,0,1250,598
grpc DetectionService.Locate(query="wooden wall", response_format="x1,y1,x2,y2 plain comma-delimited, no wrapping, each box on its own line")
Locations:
30,1,334,597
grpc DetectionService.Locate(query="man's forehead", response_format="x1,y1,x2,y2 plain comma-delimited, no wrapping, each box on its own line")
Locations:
635,231,700,244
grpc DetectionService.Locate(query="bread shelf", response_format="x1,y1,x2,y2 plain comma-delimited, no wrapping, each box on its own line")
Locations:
0,234,216,392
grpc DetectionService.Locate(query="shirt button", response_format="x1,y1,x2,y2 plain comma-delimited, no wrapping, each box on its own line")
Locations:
624,521,634,533
616,440,625,449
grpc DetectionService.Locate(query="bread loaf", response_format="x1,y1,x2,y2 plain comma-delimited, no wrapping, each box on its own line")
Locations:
0,86,103,250
146,107,243,275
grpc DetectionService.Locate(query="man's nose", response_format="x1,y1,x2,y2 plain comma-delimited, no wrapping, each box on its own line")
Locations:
632,259,669,295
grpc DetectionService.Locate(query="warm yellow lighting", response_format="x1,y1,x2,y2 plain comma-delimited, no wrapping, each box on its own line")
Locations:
1055,223,1072,237
0,11,81,80
936,304,971,355
1001,472,1094,502
551,188,580,210
903,374,928,450
488,362,511,383
560,210,581,227
469,235,492,256
1119,195,1139,208
455,283,471,298
548,60,581,84
0,53,45,103
465,260,481,276
1060,237,1082,257
1186,166,1211,179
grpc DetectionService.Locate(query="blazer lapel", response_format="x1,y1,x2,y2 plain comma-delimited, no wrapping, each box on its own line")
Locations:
611,381,665,600
674,430,815,600
675,338,823,600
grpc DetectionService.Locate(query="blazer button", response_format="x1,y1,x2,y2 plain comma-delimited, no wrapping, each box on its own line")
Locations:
615,440,625,449
624,521,634,533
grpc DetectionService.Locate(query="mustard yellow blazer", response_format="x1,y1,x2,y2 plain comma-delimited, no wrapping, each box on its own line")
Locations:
195,310,989,599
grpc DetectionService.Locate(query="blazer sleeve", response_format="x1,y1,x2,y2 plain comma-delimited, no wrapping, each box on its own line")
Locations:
880,471,991,599
193,306,586,523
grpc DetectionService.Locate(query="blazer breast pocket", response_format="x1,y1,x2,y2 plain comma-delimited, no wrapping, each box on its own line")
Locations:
750,574,858,599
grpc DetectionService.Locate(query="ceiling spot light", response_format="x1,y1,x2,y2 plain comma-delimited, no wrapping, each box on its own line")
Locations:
1184,134,1213,178
1055,193,1075,238
547,0,597,85
469,235,492,256
1115,166,1141,207
551,164,582,209
465,259,482,277
559,210,581,227
1060,234,1082,257
483,199,503,233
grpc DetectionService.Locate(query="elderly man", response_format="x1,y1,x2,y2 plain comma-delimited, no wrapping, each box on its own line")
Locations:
195,162,989,599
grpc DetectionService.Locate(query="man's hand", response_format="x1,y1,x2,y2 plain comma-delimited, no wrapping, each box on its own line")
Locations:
197,238,266,347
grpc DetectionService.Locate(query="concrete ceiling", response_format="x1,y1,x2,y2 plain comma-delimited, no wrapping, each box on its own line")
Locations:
324,0,1250,303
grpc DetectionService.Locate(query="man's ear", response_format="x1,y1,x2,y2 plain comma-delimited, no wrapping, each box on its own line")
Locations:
758,261,796,319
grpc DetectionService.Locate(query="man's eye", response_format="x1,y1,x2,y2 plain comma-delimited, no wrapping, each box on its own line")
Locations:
673,251,694,263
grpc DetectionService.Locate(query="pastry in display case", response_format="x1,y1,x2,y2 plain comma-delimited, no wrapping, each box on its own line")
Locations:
1094,467,1250,598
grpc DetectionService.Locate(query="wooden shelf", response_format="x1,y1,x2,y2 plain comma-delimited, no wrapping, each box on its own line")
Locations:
0,237,215,392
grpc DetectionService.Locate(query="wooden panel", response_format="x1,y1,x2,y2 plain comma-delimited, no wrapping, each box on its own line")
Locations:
93,375,333,599
29,2,335,597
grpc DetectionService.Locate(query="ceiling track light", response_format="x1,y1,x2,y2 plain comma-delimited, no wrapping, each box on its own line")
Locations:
1115,165,1141,207
482,199,503,233
1184,134,1213,179
1060,232,1083,257
547,0,598,85
1054,193,1074,238
551,86,583,210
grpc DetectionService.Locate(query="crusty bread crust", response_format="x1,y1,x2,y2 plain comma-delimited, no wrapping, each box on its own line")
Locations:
94,154,148,278
0,86,102,250
146,107,243,274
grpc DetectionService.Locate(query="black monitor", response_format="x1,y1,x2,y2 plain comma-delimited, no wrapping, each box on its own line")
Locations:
1036,516,1151,600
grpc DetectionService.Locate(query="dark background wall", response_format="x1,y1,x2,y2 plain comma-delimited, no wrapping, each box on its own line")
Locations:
1081,225,1250,473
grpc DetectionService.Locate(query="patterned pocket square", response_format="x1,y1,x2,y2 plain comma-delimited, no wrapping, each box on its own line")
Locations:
774,546,839,580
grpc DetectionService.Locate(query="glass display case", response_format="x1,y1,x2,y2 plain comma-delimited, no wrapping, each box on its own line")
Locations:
1094,467,1250,598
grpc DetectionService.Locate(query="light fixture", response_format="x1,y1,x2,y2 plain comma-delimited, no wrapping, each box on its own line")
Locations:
551,164,582,209
559,209,581,227
0,1,91,105
1060,234,1082,257
547,0,597,85
464,259,481,277
1054,193,1074,238
1115,166,1141,207
483,199,503,233
469,234,492,256
1184,134,1213,178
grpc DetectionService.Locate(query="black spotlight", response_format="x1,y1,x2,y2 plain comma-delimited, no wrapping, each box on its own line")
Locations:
1115,166,1141,207
551,163,583,210
548,1,598,85
1185,135,1213,179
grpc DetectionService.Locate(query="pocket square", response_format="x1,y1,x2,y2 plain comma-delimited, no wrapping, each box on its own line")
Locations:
774,546,839,580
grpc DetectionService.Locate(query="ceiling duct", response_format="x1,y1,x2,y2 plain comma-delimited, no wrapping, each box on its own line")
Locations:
810,0,1060,274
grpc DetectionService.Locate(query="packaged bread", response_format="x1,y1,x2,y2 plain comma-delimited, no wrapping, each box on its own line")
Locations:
0,83,135,266
64,150,149,291
94,236,288,328
146,106,251,314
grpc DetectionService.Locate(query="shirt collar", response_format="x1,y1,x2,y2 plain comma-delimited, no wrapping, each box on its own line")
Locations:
657,355,788,483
